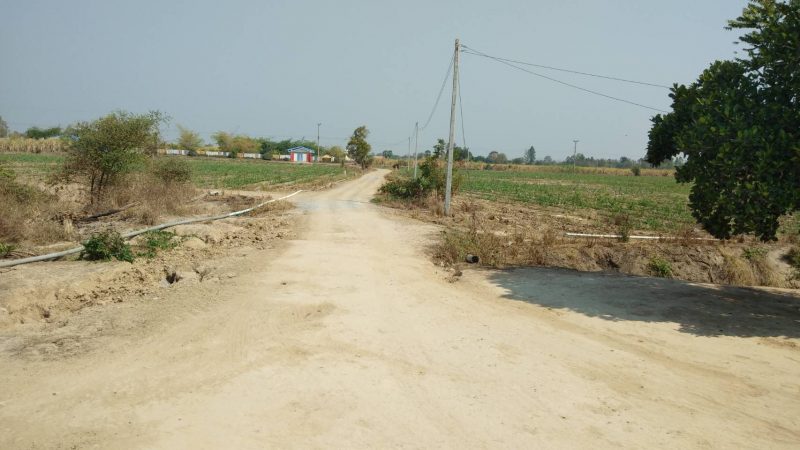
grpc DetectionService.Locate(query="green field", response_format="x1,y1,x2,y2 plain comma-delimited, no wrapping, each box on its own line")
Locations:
183,158,353,189
0,153,65,179
0,153,355,189
459,169,694,231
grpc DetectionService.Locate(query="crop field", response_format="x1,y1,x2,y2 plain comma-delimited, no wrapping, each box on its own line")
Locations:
0,153,65,179
0,153,355,189
459,169,694,232
183,158,354,189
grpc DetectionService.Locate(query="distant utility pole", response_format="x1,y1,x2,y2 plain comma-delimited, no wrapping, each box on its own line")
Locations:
572,139,579,172
317,123,322,163
444,38,460,216
407,136,411,170
413,122,419,179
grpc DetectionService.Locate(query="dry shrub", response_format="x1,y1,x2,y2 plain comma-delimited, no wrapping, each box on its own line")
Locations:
675,224,700,246
103,173,197,225
0,167,70,244
459,199,481,214
720,249,757,286
426,195,445,217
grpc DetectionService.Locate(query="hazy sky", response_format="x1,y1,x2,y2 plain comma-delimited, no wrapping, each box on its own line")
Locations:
1,0,747,159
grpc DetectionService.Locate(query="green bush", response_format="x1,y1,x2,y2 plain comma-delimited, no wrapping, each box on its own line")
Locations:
742,246,768,261
379,177,425,199
381,156,463,201
631,165,641,176
0,242,15,257
648,257,673,278
151,158,192,184
138,230,178,258
81,230,134,262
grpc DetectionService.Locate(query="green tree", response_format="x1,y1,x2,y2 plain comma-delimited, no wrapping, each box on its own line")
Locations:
524,146,536,164
326,145,346,166
646,0,799,241
0,116,8,138
487,151,508,164
432,138,469,161
177,125,203,151
432,139,446,158
347,125,372,169
211,131,233,152
63,111,166,202
231,135,259,153
25,126,62,139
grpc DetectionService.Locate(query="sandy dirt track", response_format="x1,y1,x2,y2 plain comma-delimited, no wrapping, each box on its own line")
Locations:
1,169,799,448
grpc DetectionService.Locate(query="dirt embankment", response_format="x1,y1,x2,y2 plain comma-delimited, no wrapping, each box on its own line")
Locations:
0,195,298,333
378,194,799,289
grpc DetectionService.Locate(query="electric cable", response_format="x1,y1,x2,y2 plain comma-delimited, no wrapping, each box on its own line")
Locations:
462,45,669,113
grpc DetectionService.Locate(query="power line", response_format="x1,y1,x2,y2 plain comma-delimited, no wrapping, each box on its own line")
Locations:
461,45,670,89
420,52,455,131
462,45,669,113
458,66,468,160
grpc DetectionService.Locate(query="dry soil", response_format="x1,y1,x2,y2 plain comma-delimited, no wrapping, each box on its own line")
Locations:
1,169,799,449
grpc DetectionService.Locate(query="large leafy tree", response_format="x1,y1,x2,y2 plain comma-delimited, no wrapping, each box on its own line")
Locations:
646,0,799,241
347,125,372,169
63,111,166,202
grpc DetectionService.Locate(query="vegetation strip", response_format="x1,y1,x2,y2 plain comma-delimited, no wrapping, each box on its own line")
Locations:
0,190,303,268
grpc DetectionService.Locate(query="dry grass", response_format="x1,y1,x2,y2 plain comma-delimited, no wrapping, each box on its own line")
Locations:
0,137,64,154
105,174,198,225
0,170,72,246
419,195,796,288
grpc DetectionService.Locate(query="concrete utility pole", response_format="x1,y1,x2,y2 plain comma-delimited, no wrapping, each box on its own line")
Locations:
572,139,579,172
444,38,460,216
408,136,411,170
317,123,322,163
413,121,419,179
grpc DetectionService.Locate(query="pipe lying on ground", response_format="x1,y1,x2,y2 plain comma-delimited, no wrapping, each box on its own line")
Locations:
0,190,303,269
564,232,718,241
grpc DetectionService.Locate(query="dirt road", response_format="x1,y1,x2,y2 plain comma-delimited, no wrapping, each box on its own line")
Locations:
2,169,799,448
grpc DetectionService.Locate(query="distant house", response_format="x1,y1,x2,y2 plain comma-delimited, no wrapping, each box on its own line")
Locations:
320,154,334,163
288,146,315,163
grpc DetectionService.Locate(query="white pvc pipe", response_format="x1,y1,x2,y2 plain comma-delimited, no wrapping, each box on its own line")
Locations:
0,190,303,269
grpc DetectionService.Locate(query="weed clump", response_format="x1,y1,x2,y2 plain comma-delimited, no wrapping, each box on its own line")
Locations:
81,230,134,262
137,230,178,258
0,242,15,257
648,257,672,278
742,246,768,261
612,213,632,242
